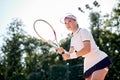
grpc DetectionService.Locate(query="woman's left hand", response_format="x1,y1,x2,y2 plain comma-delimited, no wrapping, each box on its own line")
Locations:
62,54,70,60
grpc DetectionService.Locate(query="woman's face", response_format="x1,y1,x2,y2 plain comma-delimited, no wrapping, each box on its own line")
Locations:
64,18,77,31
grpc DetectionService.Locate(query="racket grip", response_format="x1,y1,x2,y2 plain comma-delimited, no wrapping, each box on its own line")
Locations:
48,40,59,48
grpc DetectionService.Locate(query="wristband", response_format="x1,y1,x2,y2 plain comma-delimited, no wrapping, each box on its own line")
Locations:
61,50,69,55
70,52,77,59
61,51,65,54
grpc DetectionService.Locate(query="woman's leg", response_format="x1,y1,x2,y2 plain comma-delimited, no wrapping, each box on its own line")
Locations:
91,67,109,80
85,75,92,80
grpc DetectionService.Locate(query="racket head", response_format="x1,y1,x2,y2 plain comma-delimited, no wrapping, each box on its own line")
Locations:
33,19,59,48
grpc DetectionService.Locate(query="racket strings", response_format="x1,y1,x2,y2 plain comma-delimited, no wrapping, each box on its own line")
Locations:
33,19,59,48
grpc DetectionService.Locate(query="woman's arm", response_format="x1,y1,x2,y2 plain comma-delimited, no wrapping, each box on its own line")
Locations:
61,40,91,60
57,40,91,60
76,40,91,57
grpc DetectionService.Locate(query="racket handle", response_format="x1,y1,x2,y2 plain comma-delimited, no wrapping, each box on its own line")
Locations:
48,40,59,48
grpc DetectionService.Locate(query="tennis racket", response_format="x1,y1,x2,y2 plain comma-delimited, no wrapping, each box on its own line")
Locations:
33,19,59,48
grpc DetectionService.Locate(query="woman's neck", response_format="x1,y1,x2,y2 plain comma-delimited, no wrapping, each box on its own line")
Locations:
72,24,79,33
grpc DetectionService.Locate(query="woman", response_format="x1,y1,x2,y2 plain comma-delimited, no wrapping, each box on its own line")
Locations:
57,14,112,80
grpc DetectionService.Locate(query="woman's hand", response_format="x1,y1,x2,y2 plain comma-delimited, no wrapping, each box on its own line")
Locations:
62,54,70,60
57,47,71,60
57,47,64,55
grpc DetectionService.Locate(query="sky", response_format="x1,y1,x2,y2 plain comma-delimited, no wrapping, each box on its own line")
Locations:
0,0,116,47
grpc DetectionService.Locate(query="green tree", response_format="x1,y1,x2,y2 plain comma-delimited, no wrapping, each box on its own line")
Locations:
1,18,26,80
1,17,70,80
0,18,61,80
59,34,84,80
89,0,120,79
23,37,57,80
103,1,120,79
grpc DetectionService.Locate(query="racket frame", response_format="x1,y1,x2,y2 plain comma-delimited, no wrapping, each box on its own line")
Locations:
33,19,59,48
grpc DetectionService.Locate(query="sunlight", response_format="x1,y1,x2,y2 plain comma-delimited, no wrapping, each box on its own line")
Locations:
0,0,116,44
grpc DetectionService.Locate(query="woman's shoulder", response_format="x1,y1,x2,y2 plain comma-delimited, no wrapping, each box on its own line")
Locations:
80,28,90,33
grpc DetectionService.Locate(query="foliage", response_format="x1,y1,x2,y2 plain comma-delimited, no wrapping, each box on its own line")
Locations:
60,34,84,80
0,18,83,80
0,1,120,80
50,65,68,80
89,1,120,79
1,18,26,80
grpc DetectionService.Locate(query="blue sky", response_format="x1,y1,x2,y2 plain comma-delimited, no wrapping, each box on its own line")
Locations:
0,0,116,47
